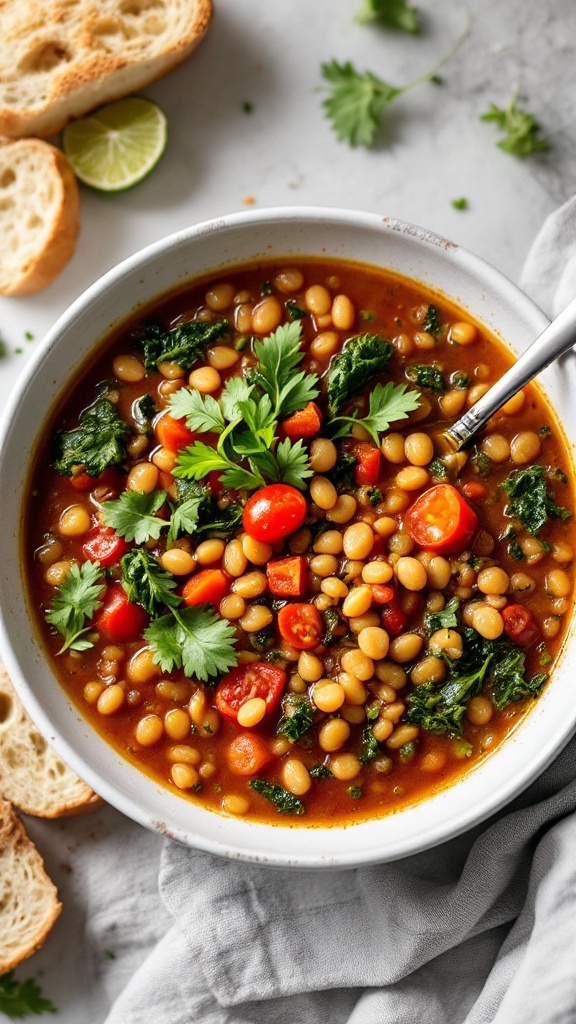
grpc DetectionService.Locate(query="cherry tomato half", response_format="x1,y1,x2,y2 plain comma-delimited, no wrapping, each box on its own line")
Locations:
404,483,478,554
215,663,286,721
277,603,324,650
501,604,541,647
94,584,148,643
82,526,130,568
242,484,307,543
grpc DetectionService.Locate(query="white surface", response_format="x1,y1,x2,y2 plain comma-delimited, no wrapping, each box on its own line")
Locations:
0,0,575,1018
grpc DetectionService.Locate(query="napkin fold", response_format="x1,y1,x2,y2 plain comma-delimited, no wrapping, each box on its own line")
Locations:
104,201,576,1024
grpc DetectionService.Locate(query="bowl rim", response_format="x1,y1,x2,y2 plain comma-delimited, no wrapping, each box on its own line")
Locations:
2,205,574,869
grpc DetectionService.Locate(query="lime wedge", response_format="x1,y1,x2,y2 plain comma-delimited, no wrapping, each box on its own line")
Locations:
63,97,168,192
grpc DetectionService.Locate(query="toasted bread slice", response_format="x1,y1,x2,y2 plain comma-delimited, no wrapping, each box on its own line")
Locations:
0,797,62,972
0,0,213,139
0,667,103,818
0,138,80,296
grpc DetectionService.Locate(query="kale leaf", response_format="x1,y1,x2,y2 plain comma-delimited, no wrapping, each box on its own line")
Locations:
424,596,460,636
249,779,305,814
276,694,315,742
492,650,547,711
405,363,447,392
120,549,179,616
174,479,243,540
325,333,393,414
423,305,442,336
138,318,231,370
322,607,340,645
359,725,381,764
501,465,571,535
328,452,358,493
52,398,129,476
132,394,157,434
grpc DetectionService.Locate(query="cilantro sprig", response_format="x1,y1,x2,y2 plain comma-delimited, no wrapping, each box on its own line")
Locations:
144,605,238,683
0,971,56,1019
328,381,421,444
101,489,168,544
356,0,420,33
45,561,105,653
481,94,549,157
170,322,316,491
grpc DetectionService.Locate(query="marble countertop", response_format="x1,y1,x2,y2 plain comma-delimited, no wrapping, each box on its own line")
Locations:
1,0,575,1019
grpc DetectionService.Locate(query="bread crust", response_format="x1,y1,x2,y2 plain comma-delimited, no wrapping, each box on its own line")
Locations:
0,138,80,296
0,0,213,138
0,797,62,973
0,666,103,817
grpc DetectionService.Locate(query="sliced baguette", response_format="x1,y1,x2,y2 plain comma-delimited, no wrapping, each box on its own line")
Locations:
0,797,62,973
0,138,80,296
0,667,103,818
0,0,213,139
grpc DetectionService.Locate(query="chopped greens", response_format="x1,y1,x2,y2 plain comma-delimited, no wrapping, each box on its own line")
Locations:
359,726,381,764
423,305,442,337
405,363,446,392
285,299,307,320
356,0,420,33
120,549,179,616
249,779,305,814
424,596,460,635
322,607,340,645
492,650,547,711
429,458,448,480
325,333,393,414
481,95,549,157
45,561,105,653
502,465,571,536
138,318,231,370
451,197,468,210
277,694,315,742
132,393,157,434
52,398,129,477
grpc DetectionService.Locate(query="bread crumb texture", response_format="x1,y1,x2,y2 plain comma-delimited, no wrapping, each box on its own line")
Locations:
0,797,62,972
0,666,103,816
0,0,213,138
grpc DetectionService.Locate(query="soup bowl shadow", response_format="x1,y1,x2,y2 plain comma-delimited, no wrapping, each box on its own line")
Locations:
1,207,575,868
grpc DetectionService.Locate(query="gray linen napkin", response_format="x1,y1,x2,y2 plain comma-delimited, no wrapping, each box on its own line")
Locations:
104,203,576,1024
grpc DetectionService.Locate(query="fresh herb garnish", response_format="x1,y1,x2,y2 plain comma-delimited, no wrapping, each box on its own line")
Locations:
405,363,446,391
144,605,238,683
359,726,381,764
329,381,421,445
348,785,362,798
101,489,167,544
133,393,157,434
356,0,420,33
285,299,307,320
277,694,315,742
138,318,231,370
249,779,305,814
45,561,105,653
539,424,552,439
322,607,340,645
473,449,492,478
0,971,57,1019
52,398,129,477
249,626,275,656
492,650,547,711
481,94,549,157
325,333,393,413
399,740,417,762
450,370,470,390
451,197,468,210
423,305,442,337
367,486,381,506
309,763,333,779
501,465,571,536
120,549,179,616
424,596,460,635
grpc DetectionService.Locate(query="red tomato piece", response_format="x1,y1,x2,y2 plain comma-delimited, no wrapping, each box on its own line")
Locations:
379,587,407,636
501,604,541,647
353,442,381,486
70,467,123,492
94,584,148,643
371,584,395,605
215,663,286,721
281,402,322,441
227,733,274,776
82,526,130,568
462,481,488,502
404,484,478,554
242,484,307,543
181,569,229,607
266,556,308,598
155,413,196,452
277,603,323,650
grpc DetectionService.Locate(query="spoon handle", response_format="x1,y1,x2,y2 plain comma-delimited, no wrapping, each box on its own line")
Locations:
444,295,576,451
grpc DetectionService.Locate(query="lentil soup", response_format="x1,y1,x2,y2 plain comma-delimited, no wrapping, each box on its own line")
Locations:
25,259,575,825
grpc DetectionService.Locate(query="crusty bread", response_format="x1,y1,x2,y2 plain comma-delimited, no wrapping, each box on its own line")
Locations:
0,797,62,972
0,667,103,818
0,0,213,139
0,138,80,296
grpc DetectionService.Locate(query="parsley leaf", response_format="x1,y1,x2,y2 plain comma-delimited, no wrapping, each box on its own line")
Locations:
219,377,254,421
321,60,402,147
168,389,225,433
252,321,319,417
501,465,571,536
481,95,549,157
138,318,231,370
326,333,394,414
274,438,314,490
356,0,420,33
45,561,105,653
0,971,57,1018
173,441,265,491
120,549,179,616
52,398,129,477
101,489,167,544
329,381,421,444
144,606,238,682
249,779,305,815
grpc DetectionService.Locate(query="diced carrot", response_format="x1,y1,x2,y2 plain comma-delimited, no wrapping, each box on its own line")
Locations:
155,413,196,452
181,569,229,607
227,733,274,776
281,402,322,441
266,556,308,597
353,442,381,486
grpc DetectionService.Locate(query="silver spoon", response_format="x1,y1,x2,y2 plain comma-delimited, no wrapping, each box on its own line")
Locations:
444,295,576,451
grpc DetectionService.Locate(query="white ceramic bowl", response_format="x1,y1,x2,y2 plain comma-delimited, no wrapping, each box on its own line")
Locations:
1,207,575,868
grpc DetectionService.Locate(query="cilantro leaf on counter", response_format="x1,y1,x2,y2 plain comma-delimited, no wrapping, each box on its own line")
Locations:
0,971,57,1018
101,489,167,544
45,561,105,653
138,318,231,370
325,333,394,414
145,606,238,682
356,0,420,33
52,398,129,477
501,465,571,536
329,381,420,445
320,61,402,148
120,549,180,616
249,779,306,815
481,95,549,157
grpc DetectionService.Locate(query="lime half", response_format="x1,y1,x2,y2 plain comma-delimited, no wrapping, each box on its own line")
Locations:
63,97,168,192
